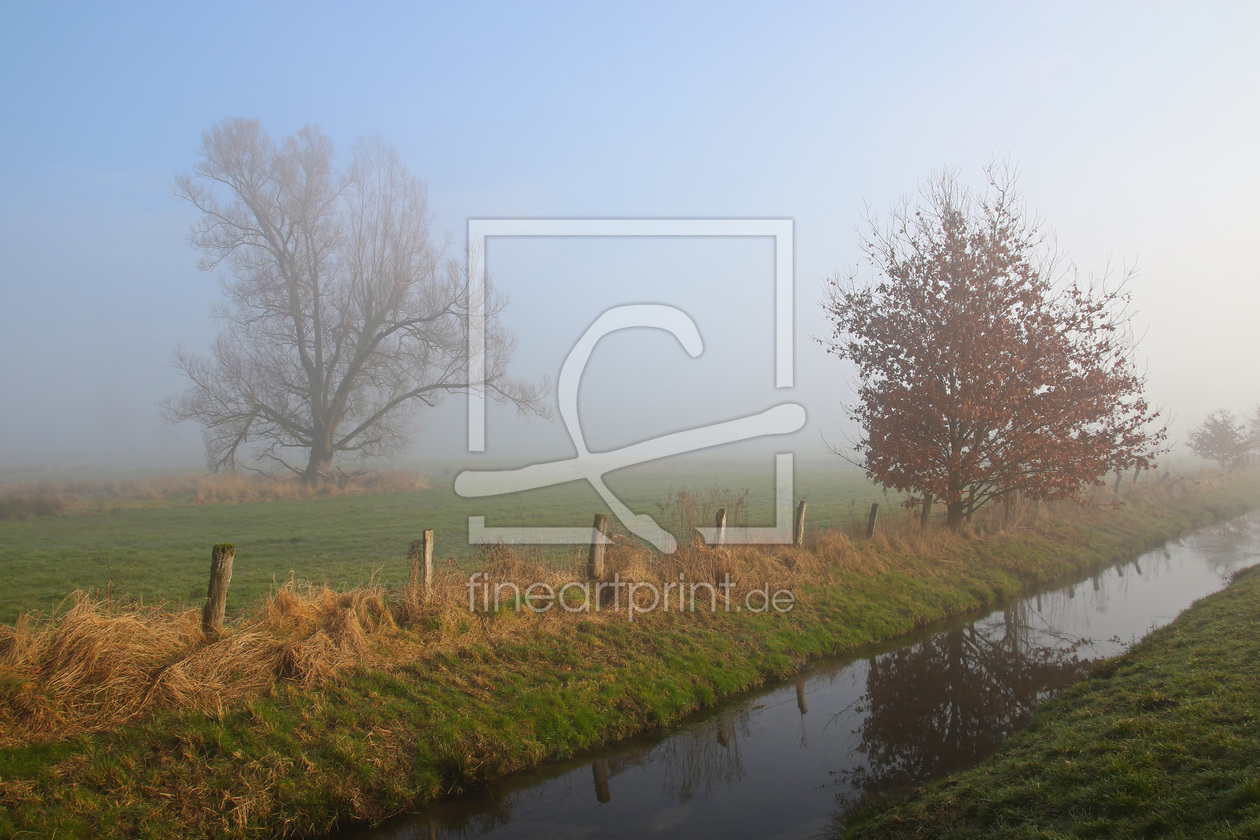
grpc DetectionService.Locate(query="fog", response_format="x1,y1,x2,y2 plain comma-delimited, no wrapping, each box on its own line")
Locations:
2,3,1258,476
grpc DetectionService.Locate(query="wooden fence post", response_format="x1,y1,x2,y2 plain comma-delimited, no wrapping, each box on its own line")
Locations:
588,514,608,579
865,503,880,538
408,530,435,598
423,529,434,596
201,543,235,637
793,500,807,547
713,508,727,547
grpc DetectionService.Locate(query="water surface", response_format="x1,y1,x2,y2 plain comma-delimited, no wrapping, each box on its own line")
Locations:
345,512,1260,840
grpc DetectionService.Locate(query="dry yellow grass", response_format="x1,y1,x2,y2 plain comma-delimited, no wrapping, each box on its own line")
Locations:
0,537,830,748
0,583,398,747
0,469,1232,749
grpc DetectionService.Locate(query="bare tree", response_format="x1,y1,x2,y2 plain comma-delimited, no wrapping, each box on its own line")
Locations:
163,119,545,484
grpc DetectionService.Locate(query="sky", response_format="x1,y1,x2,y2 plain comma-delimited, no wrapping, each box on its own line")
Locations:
1,1,1258,475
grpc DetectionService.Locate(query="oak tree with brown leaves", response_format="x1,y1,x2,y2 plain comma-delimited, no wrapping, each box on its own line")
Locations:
822,166,1165,529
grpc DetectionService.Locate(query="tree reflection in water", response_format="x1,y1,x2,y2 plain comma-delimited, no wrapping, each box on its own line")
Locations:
843,599,1090,802
660,708,750,802
351,710,750,839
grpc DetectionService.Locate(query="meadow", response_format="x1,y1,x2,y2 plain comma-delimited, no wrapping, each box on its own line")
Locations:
0,465,1254,838
0,460,893,622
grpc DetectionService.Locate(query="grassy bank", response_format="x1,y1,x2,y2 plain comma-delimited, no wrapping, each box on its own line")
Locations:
843,550,1260,839
1,473,1258,838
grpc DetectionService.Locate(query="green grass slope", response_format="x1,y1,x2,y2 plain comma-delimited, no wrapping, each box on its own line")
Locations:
844,557,1260,839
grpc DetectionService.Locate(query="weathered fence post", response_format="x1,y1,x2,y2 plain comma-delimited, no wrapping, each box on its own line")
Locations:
865,503,880,538
713,507,727,547
920,493,933,529
592,759,611,803
422,529,434,596
201,542,235,637
588,513,608,579
409,530,435,599
793,500,807,547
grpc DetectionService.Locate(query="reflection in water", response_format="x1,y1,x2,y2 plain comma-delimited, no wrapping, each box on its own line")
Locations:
660,710,748,801
591,760,610,804
844,600,1089,800
341,512,1260,840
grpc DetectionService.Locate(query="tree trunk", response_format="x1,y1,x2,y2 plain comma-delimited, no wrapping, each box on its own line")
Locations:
304,441,334,486
201,543,235,637
946,500,967,531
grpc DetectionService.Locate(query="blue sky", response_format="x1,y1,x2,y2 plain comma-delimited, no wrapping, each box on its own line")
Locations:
1,1,1258,471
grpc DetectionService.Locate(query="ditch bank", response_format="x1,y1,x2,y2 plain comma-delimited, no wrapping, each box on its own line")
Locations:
2,474,1259,839
842,550,1260,839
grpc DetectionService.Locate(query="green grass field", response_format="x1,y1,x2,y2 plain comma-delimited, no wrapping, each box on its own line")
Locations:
0,460,892,622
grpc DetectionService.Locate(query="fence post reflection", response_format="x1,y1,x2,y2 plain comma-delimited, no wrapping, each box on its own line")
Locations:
592,758,611,803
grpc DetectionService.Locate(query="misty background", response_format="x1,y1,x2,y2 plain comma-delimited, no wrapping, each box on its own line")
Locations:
1,2,1257,475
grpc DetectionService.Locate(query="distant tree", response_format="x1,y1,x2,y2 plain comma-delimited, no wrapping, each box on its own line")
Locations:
821,164,1165,530
163,119,545,484
1250,406,1260,461
1186,409,1250,470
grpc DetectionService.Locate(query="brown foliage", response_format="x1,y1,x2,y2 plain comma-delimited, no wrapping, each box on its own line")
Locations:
822,164,1166,528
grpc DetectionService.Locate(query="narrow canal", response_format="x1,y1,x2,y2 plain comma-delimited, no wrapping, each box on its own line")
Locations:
344,512,1260,840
